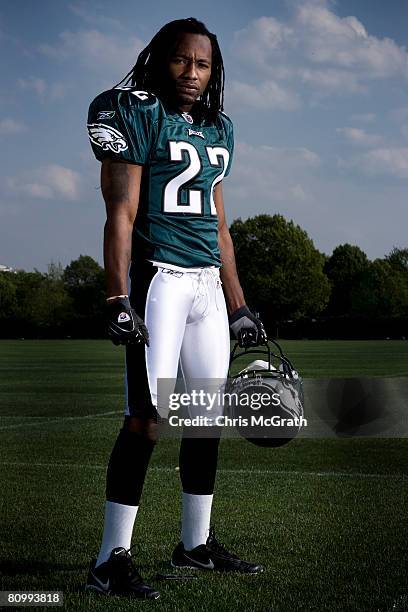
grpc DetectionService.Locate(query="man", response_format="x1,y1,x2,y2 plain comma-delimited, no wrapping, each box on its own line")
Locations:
86,17,266,599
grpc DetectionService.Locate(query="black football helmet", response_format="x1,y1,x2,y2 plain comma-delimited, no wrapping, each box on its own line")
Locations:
226,339,304,447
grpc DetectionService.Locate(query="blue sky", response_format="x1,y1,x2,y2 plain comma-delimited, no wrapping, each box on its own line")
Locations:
1,0,408,271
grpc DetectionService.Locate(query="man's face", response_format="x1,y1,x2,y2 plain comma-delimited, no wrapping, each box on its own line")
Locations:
166,33,212,112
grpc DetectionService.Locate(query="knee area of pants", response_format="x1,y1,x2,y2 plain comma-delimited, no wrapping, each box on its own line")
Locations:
123,417,159,443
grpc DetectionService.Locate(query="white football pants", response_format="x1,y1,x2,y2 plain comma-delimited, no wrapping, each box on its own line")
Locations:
125,263,230,418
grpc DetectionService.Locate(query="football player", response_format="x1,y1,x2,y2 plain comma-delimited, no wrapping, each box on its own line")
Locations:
86,17,266,599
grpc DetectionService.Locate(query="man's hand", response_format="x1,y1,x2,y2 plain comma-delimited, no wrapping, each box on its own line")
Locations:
229,306,267,348
107,297,149,346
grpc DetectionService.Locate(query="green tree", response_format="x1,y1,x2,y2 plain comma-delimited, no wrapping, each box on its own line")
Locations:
1,257,106,337
46,261,65,281
385,247,408,272
324,244,369,315
0,272,17,318
63,255,105,318
0,270,45,336
29,263,72,331
12,270,44,322
63,255,103,288
352,259,408,317
230,214,330,321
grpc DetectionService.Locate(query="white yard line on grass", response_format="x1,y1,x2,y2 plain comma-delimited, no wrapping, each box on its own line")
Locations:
0,462,406,479
0,411,122,430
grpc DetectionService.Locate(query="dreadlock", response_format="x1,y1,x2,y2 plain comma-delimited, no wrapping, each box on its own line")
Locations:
115,18,225,124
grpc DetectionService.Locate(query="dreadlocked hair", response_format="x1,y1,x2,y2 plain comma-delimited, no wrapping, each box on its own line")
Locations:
115,17,225,124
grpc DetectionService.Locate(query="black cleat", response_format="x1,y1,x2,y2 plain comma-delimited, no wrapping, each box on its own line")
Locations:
85,547,160,599
171,527,263,574
206,527,263,573
171,541,215,570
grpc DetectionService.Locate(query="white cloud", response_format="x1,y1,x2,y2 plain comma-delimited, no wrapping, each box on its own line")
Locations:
0,118,26,135
341,148,408,179
46,165,81,199
228,80,300,111
336,127,382,147
298,68,365,94
350,113,376,123
7,165,81,200
232,16,293,75
18,77,46,98
295,3,408,78
389,106,408,122
39,29,144,75
226,141,320,204
230,2,408,103
18,76,70,101
49,81,72,100
68,4,124,30
289,184,308,201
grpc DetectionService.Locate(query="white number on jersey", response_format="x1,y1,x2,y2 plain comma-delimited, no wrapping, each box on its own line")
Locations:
206,147,230,215
163,141,229,216
131,90,150,101
114,87,150,100
164,142,203,214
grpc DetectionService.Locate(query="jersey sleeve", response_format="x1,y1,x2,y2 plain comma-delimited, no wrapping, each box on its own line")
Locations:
87,88,159,164
219,113,234,178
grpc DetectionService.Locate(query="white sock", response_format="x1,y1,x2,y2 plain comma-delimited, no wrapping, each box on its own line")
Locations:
95,501,139,567
181,492,213,551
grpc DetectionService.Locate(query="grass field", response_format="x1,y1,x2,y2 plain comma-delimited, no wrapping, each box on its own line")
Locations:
0,340,407,611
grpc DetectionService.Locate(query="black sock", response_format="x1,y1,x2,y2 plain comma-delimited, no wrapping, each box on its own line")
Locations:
179,435,221,494
106,428,156,506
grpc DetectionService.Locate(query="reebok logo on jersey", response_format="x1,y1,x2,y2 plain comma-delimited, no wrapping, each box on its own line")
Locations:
118,312,131,323
188,128,205,139
97,110,116,120
87,123,128,153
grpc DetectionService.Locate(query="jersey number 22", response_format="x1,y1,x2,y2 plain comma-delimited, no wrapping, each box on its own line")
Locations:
163,141,230,216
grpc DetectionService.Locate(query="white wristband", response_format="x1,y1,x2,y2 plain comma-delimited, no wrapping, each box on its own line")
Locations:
106,294,129,303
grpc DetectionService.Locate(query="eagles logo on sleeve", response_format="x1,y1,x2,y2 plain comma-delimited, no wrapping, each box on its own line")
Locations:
87,123,128,154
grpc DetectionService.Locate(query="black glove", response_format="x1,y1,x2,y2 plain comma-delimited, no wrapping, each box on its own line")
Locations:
106,296,149,346
229,305,267,348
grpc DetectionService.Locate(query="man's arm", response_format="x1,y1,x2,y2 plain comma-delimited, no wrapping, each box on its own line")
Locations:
214,183,245,314
101,159,142,297
215,183,267,346
101,158,149,346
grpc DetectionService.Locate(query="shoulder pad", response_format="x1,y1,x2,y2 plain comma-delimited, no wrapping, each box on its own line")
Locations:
90,87,158,113
88,87,160,164
217,111,234,143
218,110,233,127
114,87,158,108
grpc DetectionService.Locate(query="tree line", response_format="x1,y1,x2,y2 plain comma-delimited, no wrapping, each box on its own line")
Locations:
1,214,407,339
0,256,105,338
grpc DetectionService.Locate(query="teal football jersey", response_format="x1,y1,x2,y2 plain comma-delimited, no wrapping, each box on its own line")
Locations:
87,86,234,268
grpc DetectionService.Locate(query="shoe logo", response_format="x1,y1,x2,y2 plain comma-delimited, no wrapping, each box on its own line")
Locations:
184,554,214,570
118,312,131,323
114,549,124,555
91,570,110,591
